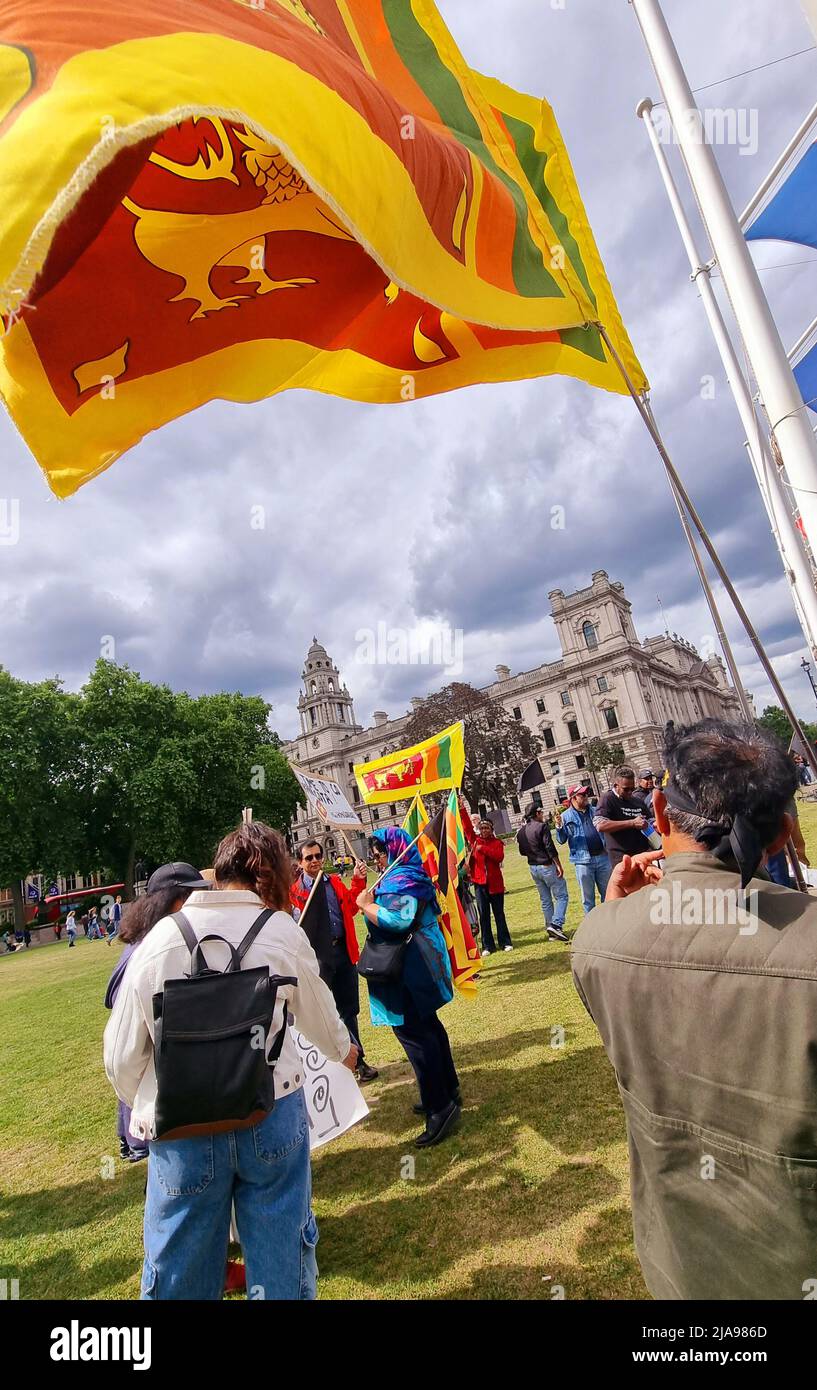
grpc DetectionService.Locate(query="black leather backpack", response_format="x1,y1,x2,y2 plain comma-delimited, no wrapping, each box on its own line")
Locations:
152,909,296,1140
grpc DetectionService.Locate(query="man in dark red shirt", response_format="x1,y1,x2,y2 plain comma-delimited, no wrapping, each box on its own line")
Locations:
467,817,512,955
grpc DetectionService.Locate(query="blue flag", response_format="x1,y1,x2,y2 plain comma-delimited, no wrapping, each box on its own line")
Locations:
746,141,817,250
794,339,817,414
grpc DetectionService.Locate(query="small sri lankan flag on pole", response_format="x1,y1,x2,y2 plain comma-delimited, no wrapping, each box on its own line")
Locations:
0,0,647,498
403,790,481,997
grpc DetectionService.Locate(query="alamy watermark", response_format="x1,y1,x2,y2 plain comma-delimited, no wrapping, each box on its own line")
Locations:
649,882,759,936
354,621,463,675
652,106,758,157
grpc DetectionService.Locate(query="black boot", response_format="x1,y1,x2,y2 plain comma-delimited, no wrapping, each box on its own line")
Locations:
414,1086,461,1115
356,1060,379,1083
414,1099,461,1147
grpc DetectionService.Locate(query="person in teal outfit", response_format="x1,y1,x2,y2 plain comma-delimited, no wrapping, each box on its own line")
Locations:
357,826,461,1148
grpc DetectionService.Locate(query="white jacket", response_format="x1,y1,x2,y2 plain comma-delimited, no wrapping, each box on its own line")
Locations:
103,889,352,1141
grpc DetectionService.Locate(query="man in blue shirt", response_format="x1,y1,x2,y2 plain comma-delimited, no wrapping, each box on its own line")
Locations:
555,784,612,915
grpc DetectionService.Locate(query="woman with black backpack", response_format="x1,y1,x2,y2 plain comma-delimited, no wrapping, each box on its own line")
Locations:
104,822,358,1300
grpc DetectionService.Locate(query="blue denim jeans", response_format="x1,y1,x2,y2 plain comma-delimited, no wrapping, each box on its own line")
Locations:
574,854,613,914
529,863,569,929
142,1088,317,1300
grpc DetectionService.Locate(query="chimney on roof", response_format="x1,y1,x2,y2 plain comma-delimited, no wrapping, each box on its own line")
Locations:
495,664,511,681
373,710,388,727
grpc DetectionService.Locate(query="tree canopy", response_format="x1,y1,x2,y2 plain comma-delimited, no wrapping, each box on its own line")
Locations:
396,681,539,809
0,660,303,922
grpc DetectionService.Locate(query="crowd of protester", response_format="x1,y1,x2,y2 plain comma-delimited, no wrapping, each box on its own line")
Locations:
6,714,805,1301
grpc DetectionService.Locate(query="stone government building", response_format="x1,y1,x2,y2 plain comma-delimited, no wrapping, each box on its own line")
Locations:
283,571,744,856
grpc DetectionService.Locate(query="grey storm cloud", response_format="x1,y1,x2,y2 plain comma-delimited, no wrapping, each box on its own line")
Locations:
1,0,816,739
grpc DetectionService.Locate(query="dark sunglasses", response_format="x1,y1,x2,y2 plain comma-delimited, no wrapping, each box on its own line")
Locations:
302,852,323,862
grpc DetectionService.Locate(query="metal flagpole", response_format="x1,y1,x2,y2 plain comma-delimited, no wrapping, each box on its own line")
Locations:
661,452,754,722
636,97,817,661
595,320,817,786
630,0,817,551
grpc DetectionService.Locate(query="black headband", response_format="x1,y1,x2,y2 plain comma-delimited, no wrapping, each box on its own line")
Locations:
661,778,766,890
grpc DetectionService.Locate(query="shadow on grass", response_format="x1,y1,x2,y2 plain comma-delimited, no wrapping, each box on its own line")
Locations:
0,1247,140,1301
438,1201,647,1300
477,949,574,985
0,1168,145,1238
315,1149,624,1288
313,1043,631,1288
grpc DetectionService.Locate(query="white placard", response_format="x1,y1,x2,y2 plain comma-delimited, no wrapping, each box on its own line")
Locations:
290,764,362,829
292,1030,369,1149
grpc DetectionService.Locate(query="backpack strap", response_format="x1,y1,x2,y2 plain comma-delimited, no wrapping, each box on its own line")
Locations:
265,975,298,1066
232,908,274,970
172,910,199,956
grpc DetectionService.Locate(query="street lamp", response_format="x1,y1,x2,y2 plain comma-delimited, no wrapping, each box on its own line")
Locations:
802,658,817,712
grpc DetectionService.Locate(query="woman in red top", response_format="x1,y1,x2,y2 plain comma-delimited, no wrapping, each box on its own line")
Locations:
467,814,513,955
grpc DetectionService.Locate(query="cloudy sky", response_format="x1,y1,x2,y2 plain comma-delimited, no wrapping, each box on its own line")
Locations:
2,0,817,740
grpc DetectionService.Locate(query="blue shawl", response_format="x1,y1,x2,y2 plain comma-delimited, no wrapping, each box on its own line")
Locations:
372,825,437,905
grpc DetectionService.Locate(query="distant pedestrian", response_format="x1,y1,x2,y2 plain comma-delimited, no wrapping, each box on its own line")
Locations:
464,812,512,954
555,785,612,914
87,908,101,940
516,804,569,943
66,912,77,947
633,770,656,816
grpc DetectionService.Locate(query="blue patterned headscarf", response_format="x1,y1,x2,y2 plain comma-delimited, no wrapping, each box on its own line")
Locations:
372,825,437,904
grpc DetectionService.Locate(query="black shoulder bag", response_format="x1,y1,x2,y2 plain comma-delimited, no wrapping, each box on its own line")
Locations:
152,909,297,1141
356,901,423,986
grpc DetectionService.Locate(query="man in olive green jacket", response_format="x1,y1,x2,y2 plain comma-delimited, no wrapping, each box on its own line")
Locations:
571,718,817,1301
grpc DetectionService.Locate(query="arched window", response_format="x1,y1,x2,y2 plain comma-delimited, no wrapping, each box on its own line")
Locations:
583,620,599,650
311,680,317,695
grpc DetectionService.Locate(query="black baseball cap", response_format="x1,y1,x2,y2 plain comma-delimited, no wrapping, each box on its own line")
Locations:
146,862,212,895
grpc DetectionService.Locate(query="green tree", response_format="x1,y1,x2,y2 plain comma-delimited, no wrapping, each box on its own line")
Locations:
395,681,539,810
757,705,794,746
76,662,302,890
585,736,626,787
0,669,82,929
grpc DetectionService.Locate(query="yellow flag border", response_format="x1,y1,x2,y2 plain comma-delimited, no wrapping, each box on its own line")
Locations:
354,721,465,806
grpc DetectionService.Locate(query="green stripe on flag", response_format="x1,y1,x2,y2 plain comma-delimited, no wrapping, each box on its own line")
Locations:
436,734,452,780
382,0,562,299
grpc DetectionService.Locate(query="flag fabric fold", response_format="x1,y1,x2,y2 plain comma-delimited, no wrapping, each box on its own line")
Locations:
794,337,817,415
0,0,646,497
355,721,465,805
745,140,817,251
402,790,480,996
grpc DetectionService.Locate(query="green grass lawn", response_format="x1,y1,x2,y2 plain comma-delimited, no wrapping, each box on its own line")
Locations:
3,800,816,1301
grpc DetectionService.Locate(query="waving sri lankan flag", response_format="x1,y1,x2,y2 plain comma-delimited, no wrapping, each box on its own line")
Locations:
0,0,647,498
403,791,480,997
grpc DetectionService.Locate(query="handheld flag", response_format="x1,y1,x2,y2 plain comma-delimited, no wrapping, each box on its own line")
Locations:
403,792,480,996
355,722,465,805
0,0,647,497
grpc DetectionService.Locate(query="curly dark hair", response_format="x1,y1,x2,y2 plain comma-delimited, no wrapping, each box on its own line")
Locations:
119,886,193,945
662,718,797,848
213,821,292,910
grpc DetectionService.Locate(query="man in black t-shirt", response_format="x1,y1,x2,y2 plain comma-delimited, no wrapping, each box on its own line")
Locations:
594,766,652,867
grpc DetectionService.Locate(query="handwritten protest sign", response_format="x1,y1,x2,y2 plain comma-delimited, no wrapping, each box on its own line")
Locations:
290,764,362,829
292,1029,369,1149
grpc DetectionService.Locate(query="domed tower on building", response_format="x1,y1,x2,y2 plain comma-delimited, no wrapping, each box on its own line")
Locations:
297,637,357,742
